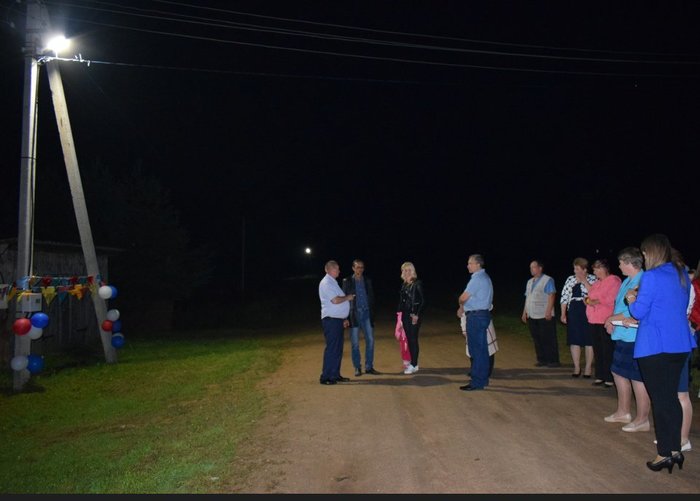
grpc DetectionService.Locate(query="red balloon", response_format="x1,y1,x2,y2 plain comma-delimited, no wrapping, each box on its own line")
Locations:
101,320,114,332
13,318,32,335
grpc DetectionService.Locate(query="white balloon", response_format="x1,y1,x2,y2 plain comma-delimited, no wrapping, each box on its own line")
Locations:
98,285,113,299
28,326,43,340
106,309,120,322
11,356,28,371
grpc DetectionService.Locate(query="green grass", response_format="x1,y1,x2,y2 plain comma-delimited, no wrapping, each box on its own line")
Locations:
0,329,289,494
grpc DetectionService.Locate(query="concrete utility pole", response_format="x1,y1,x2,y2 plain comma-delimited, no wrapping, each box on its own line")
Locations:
45,59,117,364
14,0,44,392
14,2,116,391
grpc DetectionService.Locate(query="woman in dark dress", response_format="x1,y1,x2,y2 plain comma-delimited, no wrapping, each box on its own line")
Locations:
560,257,596,377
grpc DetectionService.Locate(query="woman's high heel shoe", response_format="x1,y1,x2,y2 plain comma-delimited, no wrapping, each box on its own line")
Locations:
672,452,685,470
646,456,675,473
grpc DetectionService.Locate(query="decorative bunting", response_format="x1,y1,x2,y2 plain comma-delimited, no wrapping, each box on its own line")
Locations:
4,274,104,304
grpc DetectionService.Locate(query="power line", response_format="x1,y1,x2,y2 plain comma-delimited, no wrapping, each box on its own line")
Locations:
50,0,700,65
50,16,700,79
152,0,700,59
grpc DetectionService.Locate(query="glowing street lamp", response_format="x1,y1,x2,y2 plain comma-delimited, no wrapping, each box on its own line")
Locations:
305,247,312,255
44,34,70,55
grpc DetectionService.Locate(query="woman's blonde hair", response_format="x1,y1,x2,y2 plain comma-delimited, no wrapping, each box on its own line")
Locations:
401,262,417,281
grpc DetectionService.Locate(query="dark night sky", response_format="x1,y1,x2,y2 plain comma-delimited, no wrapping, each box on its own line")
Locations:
1,1,699,304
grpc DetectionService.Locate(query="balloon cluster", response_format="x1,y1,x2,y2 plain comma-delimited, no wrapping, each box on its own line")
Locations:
102,309,125,348
12,312,49,339
10,353,44,373
10,312,50,373
98,285,118,300
98,283,126,349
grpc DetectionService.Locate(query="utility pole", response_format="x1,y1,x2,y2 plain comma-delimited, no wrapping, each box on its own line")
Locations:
45,59,117,364
14,0,44,392
13,2,116,391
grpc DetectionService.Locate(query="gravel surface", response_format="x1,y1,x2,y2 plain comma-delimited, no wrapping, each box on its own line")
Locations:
227,314,699,494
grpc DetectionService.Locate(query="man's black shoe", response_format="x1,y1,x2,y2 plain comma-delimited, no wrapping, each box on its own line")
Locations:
534,362,546,367
354,368,362,377
335,376,351,382
459,384,484,391
320,379,337,385
365,368,381,375
547,362,561,368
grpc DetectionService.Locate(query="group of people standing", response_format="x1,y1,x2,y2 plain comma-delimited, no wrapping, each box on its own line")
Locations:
318,234,698,473
540,234,698,474
318,259,426,384
318,256,491,388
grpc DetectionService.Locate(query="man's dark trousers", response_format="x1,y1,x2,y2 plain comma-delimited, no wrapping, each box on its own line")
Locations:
321,317,344,381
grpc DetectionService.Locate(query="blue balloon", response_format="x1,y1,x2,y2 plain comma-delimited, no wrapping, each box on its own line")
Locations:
109,286,118,299
31,312,50,329
26,354,44,374
111,319,122,332
111,333,125,348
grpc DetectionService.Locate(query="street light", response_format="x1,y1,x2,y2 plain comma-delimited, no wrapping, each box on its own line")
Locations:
44,34,70,55
304,247,313,275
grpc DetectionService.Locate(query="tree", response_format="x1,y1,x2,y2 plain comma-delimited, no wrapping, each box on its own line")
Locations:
83,160,215,330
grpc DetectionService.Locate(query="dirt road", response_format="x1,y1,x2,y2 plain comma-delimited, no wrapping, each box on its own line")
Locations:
227,313,699,494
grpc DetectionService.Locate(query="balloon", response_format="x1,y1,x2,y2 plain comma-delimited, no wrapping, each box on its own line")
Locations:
28,326,43,340
106,309,120,322
111,319,122,332
12,318,32,335
111,333,125,348
30,312,50,328
101,320,113,332
109,285,118,299
10,355,28,371
26,354,44,374
98,285,113,299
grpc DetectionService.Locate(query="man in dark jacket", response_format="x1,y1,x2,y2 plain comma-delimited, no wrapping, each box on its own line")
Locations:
342,259,379,376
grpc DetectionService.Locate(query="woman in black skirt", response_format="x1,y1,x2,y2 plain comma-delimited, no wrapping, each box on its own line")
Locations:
560,257,596,377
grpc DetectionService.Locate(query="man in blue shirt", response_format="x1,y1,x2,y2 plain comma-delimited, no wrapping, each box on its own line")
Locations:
457,254,494,391
342,259,379,376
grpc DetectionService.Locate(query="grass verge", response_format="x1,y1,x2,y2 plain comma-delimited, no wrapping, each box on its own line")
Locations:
0,328,289,494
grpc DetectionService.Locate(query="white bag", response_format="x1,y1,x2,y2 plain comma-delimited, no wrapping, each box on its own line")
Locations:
462,315,498,357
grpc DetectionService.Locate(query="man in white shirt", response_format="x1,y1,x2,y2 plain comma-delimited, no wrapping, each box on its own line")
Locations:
319,260,355,385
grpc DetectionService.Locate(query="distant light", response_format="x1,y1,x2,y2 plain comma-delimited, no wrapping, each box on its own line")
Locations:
305,247,312,255
45,35,70,55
